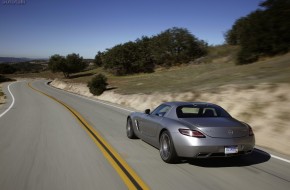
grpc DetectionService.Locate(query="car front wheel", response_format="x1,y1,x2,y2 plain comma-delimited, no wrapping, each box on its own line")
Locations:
159,130,178,163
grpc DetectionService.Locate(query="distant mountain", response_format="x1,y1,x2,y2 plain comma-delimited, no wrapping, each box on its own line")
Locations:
0,57,47,63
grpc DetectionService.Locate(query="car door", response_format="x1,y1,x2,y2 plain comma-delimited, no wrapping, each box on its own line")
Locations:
141,105,171,141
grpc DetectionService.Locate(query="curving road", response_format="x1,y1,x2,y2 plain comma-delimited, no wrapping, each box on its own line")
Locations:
0,80,289,190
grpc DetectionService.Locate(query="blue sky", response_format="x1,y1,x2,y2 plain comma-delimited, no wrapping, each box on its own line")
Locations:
0,0,262,59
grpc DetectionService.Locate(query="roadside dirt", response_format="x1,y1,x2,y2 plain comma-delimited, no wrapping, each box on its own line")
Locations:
51,79,290,156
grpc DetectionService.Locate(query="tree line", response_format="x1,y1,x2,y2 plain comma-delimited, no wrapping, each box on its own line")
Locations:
225,0,290,64
95,27,208,75
0,62,45,74
47,27,207,77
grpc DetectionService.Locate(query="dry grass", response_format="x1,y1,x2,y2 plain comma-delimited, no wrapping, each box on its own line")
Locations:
5,46,290,95
107,52,290,94
5,70,63,80
72,51,290,95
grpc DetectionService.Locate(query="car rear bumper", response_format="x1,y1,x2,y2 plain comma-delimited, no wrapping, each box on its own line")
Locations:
171,132,255,158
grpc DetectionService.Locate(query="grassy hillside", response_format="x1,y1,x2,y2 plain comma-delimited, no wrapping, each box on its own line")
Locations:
58,45,290,94
5,45,290,95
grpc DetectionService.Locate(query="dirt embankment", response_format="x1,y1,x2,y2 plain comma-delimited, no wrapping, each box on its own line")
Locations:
51,79,290,156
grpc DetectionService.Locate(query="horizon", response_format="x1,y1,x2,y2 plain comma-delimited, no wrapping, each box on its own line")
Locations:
0,0,261,59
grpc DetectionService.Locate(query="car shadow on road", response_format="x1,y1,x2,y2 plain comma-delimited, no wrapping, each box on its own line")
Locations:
185,148,271,167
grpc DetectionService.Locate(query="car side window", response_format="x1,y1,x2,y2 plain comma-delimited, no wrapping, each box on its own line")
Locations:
151,105,171,117
202,108,217,117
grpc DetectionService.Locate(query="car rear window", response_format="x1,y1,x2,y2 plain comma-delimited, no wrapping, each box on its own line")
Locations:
176,105,231,118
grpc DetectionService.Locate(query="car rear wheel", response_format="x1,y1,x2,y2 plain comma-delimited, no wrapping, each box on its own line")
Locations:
126,118,137,139
160,131,178,163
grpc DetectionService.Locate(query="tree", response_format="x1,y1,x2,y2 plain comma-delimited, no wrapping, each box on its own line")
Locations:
65,53,87,75
102,39,155,76
150,27,207,66
48,53,87,78
87,74,108,95
102,42,138,75
99,27,207,75
225,0,290,64
94,51,103,67
48,54,68,77
224,17,248,45
135,36,155,73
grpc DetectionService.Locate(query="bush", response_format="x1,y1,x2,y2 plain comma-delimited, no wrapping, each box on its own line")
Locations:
0,75,13,83
237,49,259,65
87,74,108,96
0,64,16,74
0,75,4,82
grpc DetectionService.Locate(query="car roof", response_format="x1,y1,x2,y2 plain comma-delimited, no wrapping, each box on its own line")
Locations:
163,101,218,107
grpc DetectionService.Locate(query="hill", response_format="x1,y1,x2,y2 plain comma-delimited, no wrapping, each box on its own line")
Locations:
51,45,289,94
0,57,48,63
49,45,290,156
0,57,33,63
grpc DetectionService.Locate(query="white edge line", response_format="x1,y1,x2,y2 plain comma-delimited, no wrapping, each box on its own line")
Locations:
270,154,290,164
0,82,17,118
255,148,290,164
44,81,290,164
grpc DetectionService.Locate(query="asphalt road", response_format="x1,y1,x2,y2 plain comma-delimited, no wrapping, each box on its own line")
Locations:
0,80,289,190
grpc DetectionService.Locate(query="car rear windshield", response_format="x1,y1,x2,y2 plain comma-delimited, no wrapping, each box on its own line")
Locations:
176,105,231,118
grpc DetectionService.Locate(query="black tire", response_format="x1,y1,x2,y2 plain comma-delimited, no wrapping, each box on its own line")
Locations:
159,130,178,163
126,118,137,139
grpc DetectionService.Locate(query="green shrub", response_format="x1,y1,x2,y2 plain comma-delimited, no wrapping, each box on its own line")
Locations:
0,64,17,74
0,75,15,83
87,74,108,96
0,75,11,83
237,49,259,65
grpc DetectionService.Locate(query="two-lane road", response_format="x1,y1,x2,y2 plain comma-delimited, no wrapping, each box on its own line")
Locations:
0,80,289,190
0,81,126,190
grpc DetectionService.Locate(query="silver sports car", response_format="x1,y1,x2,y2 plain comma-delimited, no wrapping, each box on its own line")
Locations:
126,102,255,163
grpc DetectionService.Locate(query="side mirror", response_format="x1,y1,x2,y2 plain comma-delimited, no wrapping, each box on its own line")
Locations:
144,109,150,115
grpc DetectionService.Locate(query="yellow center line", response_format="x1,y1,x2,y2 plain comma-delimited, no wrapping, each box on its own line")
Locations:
28,82,149,190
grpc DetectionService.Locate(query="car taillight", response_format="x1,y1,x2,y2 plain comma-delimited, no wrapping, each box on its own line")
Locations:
178,129,206,138
249,126,254,136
